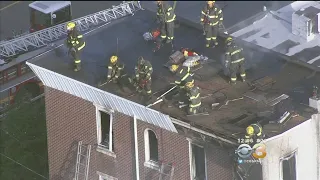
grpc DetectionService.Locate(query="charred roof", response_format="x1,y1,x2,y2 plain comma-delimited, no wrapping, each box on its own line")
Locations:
29,10,318,143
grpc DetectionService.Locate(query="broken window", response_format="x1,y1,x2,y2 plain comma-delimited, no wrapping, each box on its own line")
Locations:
98,110,113,151
144,129,159,162
282,153,296,180
191,144,206,180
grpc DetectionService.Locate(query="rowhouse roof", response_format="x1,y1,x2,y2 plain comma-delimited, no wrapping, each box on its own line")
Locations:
28,9,318,143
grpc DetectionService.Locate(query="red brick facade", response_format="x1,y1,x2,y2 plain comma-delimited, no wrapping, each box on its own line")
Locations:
45,87,232,180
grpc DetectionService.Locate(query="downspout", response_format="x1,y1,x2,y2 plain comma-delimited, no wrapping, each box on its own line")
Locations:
134,116,140,180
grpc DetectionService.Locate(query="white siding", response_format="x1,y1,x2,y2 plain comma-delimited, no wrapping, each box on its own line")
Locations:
26,62,177,133
262,114,320,180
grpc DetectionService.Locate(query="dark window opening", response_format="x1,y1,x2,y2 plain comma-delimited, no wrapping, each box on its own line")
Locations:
282,153,296,180
148,130,158,162
29,9,51,29
192,144,206,180
52,6,71,25
100,111,113,150
7,67,17,80
21,63,31,75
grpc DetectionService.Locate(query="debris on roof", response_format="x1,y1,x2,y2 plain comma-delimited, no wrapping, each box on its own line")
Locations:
28,9,319,143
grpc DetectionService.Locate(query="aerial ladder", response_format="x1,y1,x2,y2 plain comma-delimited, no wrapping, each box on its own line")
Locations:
0,1,143,59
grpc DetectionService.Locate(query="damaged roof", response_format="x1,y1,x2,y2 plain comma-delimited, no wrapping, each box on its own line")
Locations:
28,9,318,143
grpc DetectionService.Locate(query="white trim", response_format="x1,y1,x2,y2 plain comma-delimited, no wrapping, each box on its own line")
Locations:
97,171,118,180
144,128,158,162
189,142,207,180
188,141,193,180
279,150,298,180
144,161,160,171
96,106,113,153
134,116,140,180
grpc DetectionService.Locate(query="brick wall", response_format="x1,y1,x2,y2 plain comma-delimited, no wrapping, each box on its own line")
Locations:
137,121,190,180
45,86,232,180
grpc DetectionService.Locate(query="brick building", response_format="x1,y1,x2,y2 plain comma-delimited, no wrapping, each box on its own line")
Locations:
25,6,319,180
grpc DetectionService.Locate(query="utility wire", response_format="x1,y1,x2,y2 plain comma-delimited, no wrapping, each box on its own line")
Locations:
0,127,46,160
0,152,48,179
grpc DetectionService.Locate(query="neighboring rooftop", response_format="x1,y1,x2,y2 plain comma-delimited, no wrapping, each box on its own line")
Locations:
28,9,319,143
230,1,320,68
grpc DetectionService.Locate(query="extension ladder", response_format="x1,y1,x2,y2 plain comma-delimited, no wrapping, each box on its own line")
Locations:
74,141,91,180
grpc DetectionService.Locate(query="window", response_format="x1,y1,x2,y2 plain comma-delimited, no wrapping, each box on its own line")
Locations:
52,6,71,25
144,129,159,162
190,143,206,180
97,109,114,152
29,8,51,28
281,152,297,180
6,67,17,80
20,63,31,75
97,171,118,180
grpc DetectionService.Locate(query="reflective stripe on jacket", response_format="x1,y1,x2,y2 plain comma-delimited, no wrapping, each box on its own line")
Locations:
200,5,223,26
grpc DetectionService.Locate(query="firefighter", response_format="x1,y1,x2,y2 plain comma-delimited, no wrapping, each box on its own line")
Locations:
170,64,194,104
225,37,246,84
185,81,201,115
245,123,263,145
107,55,126,83
200,1,223,48
66,22,86,72
132,57,153,99
156,1,176,43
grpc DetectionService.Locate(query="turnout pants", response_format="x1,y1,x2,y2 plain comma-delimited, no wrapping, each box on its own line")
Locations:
229,60,246,82
137,79,152,97
160,22,174,41
188,105,200,115
70,48,81,71
204,24,218,47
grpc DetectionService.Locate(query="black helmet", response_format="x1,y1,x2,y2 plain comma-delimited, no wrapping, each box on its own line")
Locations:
138,56,145,64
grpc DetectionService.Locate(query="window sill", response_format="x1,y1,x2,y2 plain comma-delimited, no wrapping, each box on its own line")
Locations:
96,146,116,158
144,161,160,171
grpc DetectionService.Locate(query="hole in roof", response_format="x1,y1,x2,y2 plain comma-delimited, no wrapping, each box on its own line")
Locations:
261,33,270,38
238,29,260,39
251,40,258,44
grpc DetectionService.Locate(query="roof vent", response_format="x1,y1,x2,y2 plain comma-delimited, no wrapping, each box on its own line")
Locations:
292,6,320,42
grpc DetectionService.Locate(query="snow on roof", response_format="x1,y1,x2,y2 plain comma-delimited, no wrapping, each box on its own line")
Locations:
29,1,71,14
231,1,320,68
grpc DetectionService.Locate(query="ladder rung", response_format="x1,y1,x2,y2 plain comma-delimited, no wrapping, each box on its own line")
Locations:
76,162,87,167
75,172,85,176
78,153,88,157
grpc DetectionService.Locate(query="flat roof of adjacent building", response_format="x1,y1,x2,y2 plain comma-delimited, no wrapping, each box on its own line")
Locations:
28,9,318,143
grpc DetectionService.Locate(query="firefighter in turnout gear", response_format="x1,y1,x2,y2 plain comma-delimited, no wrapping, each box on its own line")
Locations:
66,22,86,71
200,1,223,48
131,57,153,99
107,55,125,83
245,123,263,145
170,64,194,104
225,37,246,84
185,81,201,115
156,1,176,43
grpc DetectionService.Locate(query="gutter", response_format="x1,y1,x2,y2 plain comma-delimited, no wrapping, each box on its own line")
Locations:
170,117,237,146
133,116,140,180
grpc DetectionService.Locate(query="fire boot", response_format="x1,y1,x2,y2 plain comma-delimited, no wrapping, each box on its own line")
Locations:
74,63,81,72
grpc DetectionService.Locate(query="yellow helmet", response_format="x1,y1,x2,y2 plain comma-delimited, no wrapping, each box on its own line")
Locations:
110,55,118,63
170,64,179,72
67,22,76,30
226,37,233,44
185,81,194,88
183,50,188,57
246,126,254,135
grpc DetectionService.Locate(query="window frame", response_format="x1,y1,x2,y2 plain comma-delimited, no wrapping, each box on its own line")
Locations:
280,150,298,180
188,139,208,180
144,128,159,170
96,106,115,157
97,171,118,180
